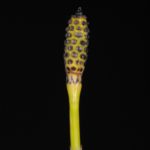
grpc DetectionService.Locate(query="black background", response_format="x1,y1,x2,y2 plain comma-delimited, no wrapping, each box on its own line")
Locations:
0,0,147,149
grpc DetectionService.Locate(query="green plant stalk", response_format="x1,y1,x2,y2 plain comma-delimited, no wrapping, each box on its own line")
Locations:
70,102,80,149
67,83,82,150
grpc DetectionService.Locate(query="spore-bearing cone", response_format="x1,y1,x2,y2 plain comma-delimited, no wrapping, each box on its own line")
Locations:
64,7,89,84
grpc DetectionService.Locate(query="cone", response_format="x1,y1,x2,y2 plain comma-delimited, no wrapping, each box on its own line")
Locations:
64,7,89,84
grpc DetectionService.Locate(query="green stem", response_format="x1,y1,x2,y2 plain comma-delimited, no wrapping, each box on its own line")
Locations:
70,102,81,150
67,83,82,150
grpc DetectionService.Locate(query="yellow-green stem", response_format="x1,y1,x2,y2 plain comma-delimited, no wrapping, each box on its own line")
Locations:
70,102,80,150
67,83,82,150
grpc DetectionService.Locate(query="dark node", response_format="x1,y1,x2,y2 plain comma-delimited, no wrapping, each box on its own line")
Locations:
74,20,79,24
66,67,70,71
76,46,82,52
70,26,74,31
65,39,71,44
66,32,72,38
76,26,82,30
64,52,69,58
80,40,87,46
71,66,76,71
71,39,77,44
75,32,82,38
72,51,78,58
80,68,83,72
79,61,84,65
80,53,87,60
67,59,73,64
76,60,80,64
77,68,83,72
67,45,73,50
82,21,87,25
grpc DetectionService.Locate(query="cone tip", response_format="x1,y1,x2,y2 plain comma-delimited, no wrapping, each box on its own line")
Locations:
76,6,83,16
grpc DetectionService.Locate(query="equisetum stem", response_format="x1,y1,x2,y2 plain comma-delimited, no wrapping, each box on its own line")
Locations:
70,102,80,150
67,83,82,150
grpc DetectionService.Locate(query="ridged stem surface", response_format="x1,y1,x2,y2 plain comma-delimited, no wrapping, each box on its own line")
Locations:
67,83,82,150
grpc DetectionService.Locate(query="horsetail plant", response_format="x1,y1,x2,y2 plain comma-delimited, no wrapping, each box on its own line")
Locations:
64,7,89,150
